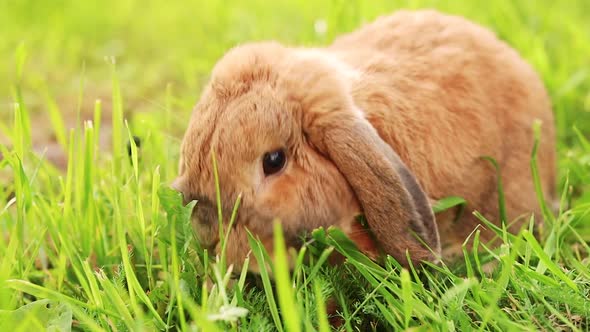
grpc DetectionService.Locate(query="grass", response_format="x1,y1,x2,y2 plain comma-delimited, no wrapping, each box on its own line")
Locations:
1,0,590,330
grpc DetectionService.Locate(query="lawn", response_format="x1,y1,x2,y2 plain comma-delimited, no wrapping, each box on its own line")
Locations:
1,0,590,331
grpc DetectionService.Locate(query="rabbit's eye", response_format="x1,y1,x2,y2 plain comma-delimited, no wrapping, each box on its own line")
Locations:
263,149,286,176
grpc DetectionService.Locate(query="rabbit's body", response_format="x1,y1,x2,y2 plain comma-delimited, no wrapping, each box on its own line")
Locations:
175,10,556,268
321,10,556,255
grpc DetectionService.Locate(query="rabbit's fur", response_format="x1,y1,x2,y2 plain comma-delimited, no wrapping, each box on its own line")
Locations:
175,10,556,270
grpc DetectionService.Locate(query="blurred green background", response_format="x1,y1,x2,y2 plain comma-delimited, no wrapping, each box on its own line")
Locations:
2,1,589,151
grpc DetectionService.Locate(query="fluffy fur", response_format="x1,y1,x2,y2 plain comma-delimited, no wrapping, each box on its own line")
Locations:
175,9,556,271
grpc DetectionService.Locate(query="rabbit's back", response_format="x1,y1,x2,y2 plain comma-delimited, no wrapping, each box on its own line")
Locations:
331,10,500,57
329,10,556,254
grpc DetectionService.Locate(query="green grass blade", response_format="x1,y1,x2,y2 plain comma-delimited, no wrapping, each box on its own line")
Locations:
247,230,284,332
522,230,579,291
272,221,301,332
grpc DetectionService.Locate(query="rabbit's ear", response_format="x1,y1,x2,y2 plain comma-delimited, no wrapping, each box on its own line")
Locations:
307,112,441,266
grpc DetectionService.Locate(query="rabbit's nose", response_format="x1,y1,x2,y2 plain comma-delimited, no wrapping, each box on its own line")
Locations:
180,193,191,206
191,201,222,249
191,199,210,220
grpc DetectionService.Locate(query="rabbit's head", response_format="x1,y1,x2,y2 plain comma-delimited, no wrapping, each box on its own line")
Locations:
174,42,440,271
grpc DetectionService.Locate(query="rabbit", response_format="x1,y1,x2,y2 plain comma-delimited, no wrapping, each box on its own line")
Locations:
173,9,556,272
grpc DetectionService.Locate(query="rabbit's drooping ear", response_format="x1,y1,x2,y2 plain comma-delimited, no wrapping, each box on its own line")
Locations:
308,114,441,266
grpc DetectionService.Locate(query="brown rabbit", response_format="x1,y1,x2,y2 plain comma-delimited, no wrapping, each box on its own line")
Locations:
174,9,556,271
